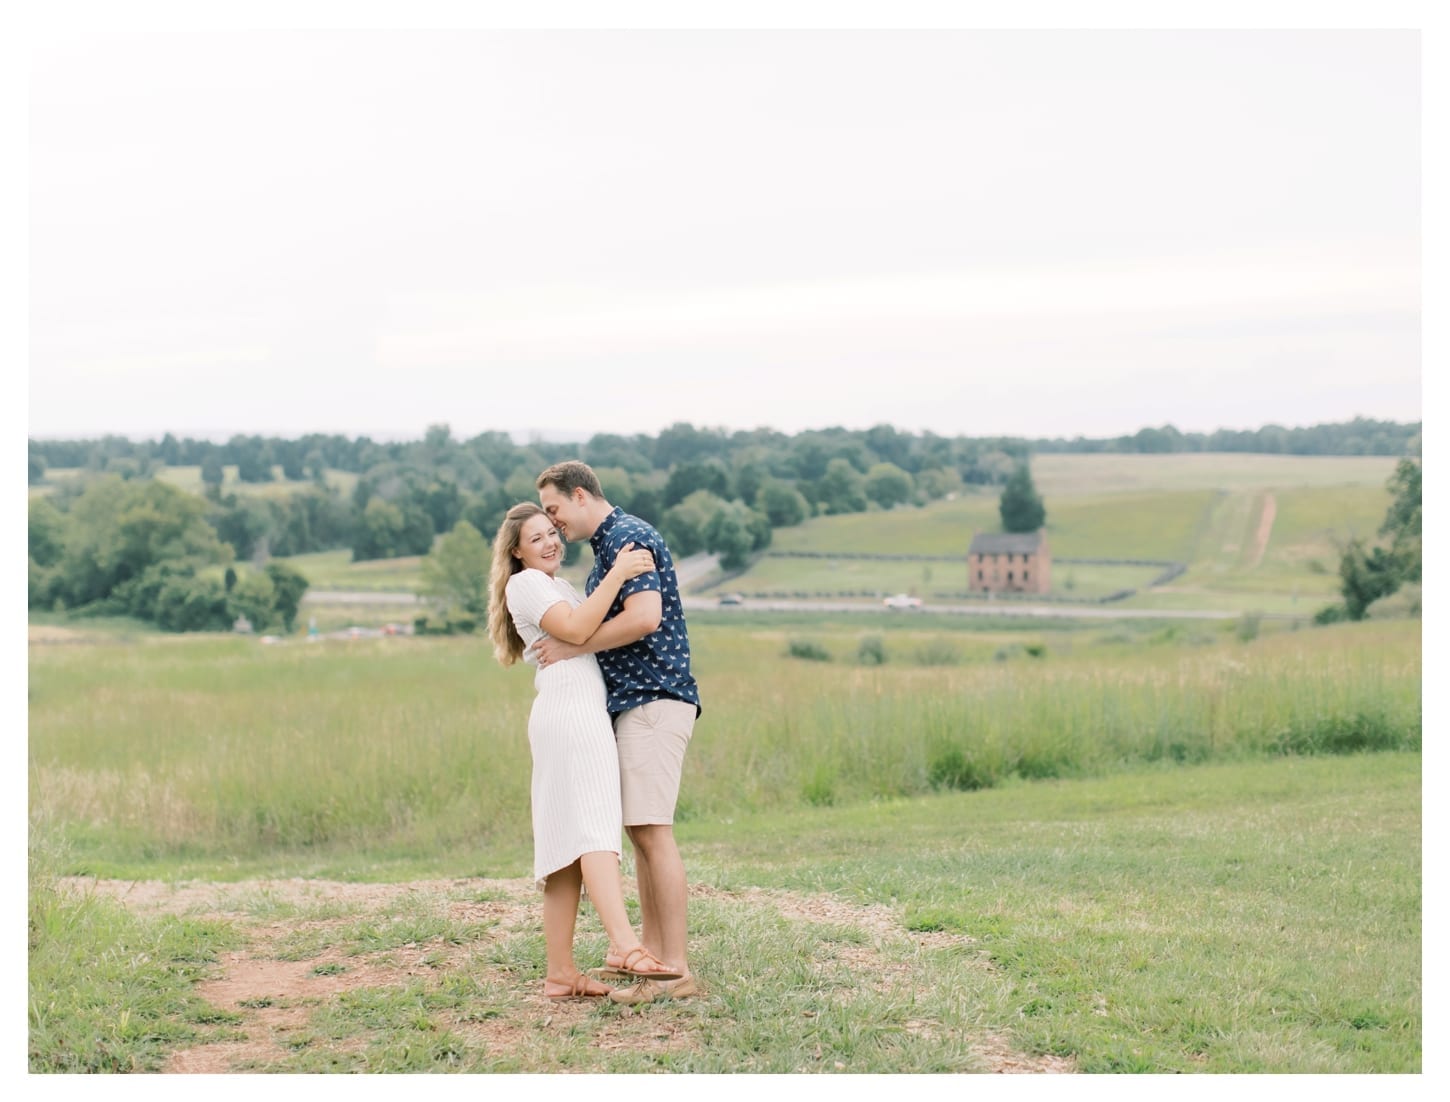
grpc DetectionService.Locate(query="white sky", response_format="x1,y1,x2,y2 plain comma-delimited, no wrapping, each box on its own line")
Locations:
25,13,1426,443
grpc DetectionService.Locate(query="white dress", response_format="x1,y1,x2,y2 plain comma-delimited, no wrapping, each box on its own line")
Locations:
505,568,623,887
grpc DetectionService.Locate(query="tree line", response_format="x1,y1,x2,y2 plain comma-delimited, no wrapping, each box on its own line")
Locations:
28,416,1420,488
27,418,1419,632
29,422,1062,575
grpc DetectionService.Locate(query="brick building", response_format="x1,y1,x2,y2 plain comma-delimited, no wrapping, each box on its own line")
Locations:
968,530,1051,595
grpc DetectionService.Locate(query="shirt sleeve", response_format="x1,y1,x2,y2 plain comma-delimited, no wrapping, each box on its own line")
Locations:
613,523,664,601
505,569,566,630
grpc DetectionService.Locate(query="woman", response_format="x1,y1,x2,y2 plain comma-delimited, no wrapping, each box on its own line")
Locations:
486,502,684,1000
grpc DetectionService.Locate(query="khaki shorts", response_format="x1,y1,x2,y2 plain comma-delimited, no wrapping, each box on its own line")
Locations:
613,699,696,826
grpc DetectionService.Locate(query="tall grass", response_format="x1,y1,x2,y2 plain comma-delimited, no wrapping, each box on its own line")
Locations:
28,619,1420,867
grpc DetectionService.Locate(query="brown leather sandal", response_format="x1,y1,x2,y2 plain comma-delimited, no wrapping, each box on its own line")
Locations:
543,974,611,1001
599,945,684,980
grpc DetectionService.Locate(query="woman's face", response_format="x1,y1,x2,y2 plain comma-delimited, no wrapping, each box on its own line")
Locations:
513,513,564,576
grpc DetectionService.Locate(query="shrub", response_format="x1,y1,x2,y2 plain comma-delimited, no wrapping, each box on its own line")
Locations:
1023,642,1047,658
1314,604,1348,625
856,635,888,666
786,638,831,661
1236,611,1262,643
801,765,836,807
1272,711,1414,756
913,639,961,667
153,574,230,632
927,745,994,791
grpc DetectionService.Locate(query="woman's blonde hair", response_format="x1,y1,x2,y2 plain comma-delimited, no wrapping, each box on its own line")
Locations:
486,502,548,666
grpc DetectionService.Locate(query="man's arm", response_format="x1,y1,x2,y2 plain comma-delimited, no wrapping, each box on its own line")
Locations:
527,590,661,664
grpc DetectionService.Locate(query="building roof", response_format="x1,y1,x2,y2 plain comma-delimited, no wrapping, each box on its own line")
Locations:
968,530,1046,556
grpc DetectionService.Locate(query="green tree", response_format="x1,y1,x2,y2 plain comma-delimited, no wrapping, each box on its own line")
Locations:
916,466,965,501
864,462,915,509
756,478,809,527
353,498,408,561
201,453,225,496
28,497,67,568
265,561,310,632
661,490,727,558
999,462,1046,532
54,477,233,609
209,495,278,561
703,501,769,570
1337,539,1401,620
420,520,490,618
228,570,277,631
29,448,47,485
1326,458,1423,621
817,458,868,515
1380,458,1421,583
663,460,731,508
153,572,230,632
232,435,275,483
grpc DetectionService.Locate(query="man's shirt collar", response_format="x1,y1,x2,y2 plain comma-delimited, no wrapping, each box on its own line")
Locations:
589,506,625,553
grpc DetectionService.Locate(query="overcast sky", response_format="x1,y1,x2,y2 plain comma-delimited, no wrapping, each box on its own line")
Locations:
27,26,1422,443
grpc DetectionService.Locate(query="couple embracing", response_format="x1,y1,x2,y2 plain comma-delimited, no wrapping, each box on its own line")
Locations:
486,461,701,1005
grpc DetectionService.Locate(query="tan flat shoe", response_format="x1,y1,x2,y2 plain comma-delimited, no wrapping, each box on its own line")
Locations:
608,975,702,1005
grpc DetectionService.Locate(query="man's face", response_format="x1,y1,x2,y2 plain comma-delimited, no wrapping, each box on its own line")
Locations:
538,483,592,542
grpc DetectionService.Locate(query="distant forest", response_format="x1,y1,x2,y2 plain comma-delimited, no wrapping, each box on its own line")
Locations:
29,416,1421,481
28,416,1420,572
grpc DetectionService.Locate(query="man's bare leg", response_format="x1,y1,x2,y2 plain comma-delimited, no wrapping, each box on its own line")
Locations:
626,823,689,975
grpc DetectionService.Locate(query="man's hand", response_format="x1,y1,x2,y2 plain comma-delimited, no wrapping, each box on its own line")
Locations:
528,636,584,669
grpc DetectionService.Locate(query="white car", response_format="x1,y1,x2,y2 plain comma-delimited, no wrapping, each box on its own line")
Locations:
883,594,923,609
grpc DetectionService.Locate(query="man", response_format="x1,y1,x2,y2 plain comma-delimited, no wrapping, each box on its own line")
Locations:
530,460,701,1005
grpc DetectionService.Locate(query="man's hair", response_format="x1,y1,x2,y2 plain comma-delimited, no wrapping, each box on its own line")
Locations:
536,460,604,499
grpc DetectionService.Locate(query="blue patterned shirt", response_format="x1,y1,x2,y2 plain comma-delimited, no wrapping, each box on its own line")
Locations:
586,507,701,719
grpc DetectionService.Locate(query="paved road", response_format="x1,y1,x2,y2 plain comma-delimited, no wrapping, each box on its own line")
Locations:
301,550,1292,621
680,598,1273,620
302,551,723,607
303,590,423,605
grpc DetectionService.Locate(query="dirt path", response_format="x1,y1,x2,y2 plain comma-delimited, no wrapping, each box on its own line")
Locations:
1244,492,1277,570
60,876,1074,1075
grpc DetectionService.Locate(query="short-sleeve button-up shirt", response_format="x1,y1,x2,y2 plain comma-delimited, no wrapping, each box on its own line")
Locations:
586,507,701,719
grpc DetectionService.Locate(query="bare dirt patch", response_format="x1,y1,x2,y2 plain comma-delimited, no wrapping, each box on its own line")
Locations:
58,875,1074,1074
1246,492,1277,570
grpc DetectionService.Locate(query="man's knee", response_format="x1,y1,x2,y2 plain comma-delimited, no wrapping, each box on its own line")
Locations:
626,823,676,858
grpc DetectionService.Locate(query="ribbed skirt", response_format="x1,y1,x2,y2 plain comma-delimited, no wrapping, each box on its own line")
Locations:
527,655,623,887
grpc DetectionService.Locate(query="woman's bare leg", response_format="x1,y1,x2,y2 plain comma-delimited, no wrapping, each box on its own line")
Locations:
541,861,584,983
578,850,639,955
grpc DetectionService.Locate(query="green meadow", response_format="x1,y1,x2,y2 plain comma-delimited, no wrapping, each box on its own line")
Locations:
31,464,359,500
724,453,1398,615
28,613,1420,1073
27,452,1419,1073
28,618,1419,868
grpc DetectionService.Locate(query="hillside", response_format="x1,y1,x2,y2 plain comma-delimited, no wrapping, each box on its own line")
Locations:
722,454,1399,614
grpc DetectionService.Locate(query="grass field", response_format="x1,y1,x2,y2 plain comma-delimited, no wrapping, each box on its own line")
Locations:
29,616,1419,865
27,604,1421,1073
26,450,1421,1074
727,455,1398,614
31,465,358,500
282,549,428,592
30,753,1420,1073
1028,452,1401,495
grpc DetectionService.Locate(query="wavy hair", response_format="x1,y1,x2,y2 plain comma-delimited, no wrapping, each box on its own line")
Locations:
487,502,548,666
